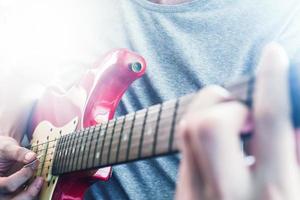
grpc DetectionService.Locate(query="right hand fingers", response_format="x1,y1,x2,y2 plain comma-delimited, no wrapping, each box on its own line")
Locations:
0,166,37,194
0,136,36,164
13,177,43,200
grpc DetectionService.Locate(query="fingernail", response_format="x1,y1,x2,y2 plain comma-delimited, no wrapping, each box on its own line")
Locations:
35,177,44,189
25,152,36,162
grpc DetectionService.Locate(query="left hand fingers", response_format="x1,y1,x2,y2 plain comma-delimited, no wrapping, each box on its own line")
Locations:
252,43,300,197
176,85,233,200
180,101,252,199
176,121,204,200
253,43,298,171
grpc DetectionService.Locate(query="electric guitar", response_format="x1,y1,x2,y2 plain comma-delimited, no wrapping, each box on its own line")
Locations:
27,49,300,200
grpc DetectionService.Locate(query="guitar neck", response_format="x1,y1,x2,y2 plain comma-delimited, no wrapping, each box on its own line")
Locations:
51,75,253,175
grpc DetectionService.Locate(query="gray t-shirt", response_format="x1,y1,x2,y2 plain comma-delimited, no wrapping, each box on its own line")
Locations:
0,0,299,199
84,0,300,199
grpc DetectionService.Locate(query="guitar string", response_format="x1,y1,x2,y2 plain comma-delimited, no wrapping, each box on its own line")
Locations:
32,113,183,164
28,101,189,150
36,130,180,170
31,107,183,151
34,116,182,165
35,131,181,173
27,76,249,150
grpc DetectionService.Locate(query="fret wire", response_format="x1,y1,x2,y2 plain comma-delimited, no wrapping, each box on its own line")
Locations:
99,122,109,166
169,99,179,152
62,134,71,173
67,131,77,172
138,108,148,159
70,130,80,172
37,131,181,172
84,128,95,167
28,124,101,149
38,108,186,161
96,117,183,167
41,130,181,167
66,134,74,173
52,138,60,173
116,115,126,163
62,134,72,172
41,131,182,173
59,135,66,173
92,124,103,167
105,131,181,166
86,126,96,169
79,129,89,170
63,134,73,173
52,139,59,173
38,142,48,176
75,103,185,147
82,127,94,169
126,112,136,161
61,135,69,173
75,131,84,171
140,105,160,157
74,131,82,171
117,114,135,162
155,100,177,155
107,119,117,164
49,118,178,173
152,104,162,155
57,135,66,173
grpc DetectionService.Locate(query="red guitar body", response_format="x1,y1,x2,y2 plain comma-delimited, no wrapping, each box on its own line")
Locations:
28,49,146,199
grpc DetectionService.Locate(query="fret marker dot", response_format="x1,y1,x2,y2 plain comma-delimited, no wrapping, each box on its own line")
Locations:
122,134,127,141
100,130,105,136
146,128,152,135
96,152,100,159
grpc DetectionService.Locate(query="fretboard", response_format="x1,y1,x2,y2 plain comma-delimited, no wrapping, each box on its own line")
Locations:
51,75,253,175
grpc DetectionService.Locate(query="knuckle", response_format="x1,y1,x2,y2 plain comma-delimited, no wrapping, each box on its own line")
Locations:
24,169,34,179
198,114,222,133
197,119,216,140
180,112,224,140
195,114,227,142
26,191,37,200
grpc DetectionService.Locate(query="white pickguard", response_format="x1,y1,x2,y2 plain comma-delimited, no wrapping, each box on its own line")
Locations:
31,117,78,200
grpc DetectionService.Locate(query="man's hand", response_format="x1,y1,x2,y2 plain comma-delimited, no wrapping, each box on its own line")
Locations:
176,43,300,200
0,136,43,200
